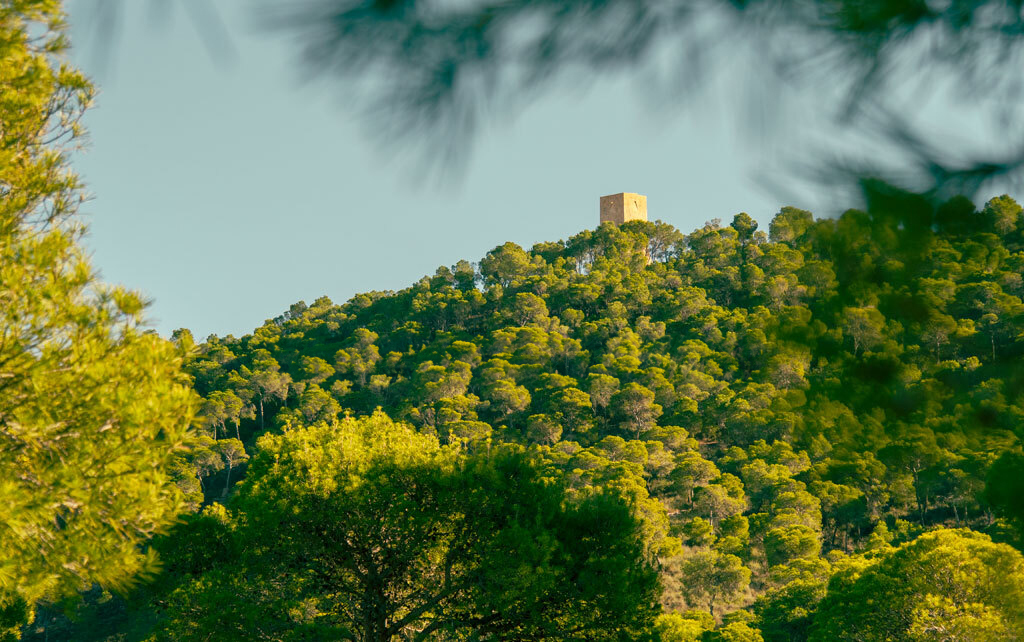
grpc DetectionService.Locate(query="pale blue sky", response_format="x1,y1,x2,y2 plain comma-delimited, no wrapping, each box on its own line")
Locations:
63,1,1003,339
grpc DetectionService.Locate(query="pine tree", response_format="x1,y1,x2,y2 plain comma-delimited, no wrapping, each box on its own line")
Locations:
0,3,195,636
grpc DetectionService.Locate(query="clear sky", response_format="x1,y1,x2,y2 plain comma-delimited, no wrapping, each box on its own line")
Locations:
63,1,1002,339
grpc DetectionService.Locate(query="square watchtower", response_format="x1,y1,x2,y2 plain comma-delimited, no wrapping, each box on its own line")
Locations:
600,192,647,225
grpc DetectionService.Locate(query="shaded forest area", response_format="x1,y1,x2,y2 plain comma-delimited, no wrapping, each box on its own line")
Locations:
31,198,1024,640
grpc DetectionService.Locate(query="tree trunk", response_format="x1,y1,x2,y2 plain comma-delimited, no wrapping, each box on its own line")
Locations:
912,468,924,522
222,463,233,499
363,586,389,642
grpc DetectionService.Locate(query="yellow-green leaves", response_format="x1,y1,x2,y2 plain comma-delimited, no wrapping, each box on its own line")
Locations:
0,2,195,635
212,413,660,640
811,529,1024,640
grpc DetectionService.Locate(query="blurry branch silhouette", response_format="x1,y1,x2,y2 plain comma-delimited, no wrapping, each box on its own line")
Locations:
797,103,1024,207
76,0,1024,201
264,0,1024,199
265,0,739,169
178,0,237,62
75,0,236,75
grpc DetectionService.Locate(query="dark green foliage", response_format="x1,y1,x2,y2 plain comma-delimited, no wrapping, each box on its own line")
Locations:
153,414,661,641
985,450,1024,530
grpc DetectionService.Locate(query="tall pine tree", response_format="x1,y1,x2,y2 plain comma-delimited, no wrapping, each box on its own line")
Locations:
0,3,195,637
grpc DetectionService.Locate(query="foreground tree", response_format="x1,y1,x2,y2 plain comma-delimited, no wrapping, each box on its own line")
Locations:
810,529,1024,641
156,413,661,641
0,3,195,637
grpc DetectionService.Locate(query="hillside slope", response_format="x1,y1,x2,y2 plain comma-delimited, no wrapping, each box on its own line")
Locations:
30,197,1024,640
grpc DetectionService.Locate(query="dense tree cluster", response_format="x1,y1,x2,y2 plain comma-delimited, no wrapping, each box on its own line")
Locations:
33,193,1024,639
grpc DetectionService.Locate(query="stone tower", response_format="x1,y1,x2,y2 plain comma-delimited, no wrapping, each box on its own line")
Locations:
600,192,647,225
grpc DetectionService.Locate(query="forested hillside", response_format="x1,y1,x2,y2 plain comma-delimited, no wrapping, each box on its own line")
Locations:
30,197,1024,640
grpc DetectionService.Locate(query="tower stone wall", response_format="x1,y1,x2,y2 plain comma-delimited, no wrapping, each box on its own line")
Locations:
600,193,647,225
